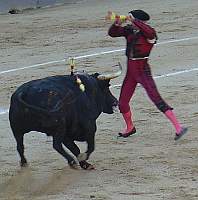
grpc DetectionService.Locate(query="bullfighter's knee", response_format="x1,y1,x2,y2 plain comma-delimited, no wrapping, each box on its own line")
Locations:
155,101,173,113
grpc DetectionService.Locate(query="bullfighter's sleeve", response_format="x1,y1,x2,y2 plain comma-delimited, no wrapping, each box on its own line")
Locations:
108,24,126,37
133,19,157,40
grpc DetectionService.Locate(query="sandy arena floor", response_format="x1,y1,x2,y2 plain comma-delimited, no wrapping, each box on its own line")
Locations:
0,0,198,199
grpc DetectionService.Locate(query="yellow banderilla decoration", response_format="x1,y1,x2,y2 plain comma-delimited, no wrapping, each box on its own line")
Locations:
68,57,85,92
105,11,130,22
76,76,85,92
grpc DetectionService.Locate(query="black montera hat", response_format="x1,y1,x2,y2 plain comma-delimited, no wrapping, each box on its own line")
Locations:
129,10,150,21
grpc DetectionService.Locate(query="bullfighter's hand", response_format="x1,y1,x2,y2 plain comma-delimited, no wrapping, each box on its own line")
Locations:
114,15,122,26
128,13,135,22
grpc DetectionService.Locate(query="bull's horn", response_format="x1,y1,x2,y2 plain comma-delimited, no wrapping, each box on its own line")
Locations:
97,62,122,80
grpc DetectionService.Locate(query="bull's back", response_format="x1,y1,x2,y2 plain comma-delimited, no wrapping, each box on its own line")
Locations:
10,75,76,110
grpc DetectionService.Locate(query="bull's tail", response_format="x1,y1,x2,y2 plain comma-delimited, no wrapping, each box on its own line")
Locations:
17,92,50,114
17,92,64,115
17,92,65,129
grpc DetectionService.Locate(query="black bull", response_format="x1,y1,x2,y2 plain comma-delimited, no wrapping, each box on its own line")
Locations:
9,64,122,170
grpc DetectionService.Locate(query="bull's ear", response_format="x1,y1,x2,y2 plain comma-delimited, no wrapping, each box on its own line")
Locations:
92,73,100,79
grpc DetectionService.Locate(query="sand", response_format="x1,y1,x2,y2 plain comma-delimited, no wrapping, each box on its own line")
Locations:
0,0,198,199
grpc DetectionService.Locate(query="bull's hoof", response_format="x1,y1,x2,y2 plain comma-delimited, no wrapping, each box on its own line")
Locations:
68,160,79,170
79,161,95,170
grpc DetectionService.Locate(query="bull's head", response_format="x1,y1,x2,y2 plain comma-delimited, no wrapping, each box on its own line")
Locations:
96,62,122,114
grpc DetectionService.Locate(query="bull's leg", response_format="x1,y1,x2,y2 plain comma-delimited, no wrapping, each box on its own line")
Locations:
63,138,80,157
78,130,95,170
74,123,96,170
62,138,80,169
85,122,96,159
63,137,94,170
78,140,95,170
85,133,95,160
14,133,28,167
52,136,77,167
77,138,95,170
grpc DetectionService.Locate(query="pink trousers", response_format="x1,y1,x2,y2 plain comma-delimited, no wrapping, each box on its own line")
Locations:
119,59,172,113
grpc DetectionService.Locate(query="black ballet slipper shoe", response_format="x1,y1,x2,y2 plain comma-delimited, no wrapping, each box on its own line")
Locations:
118,127,136,138
174,127,188,141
